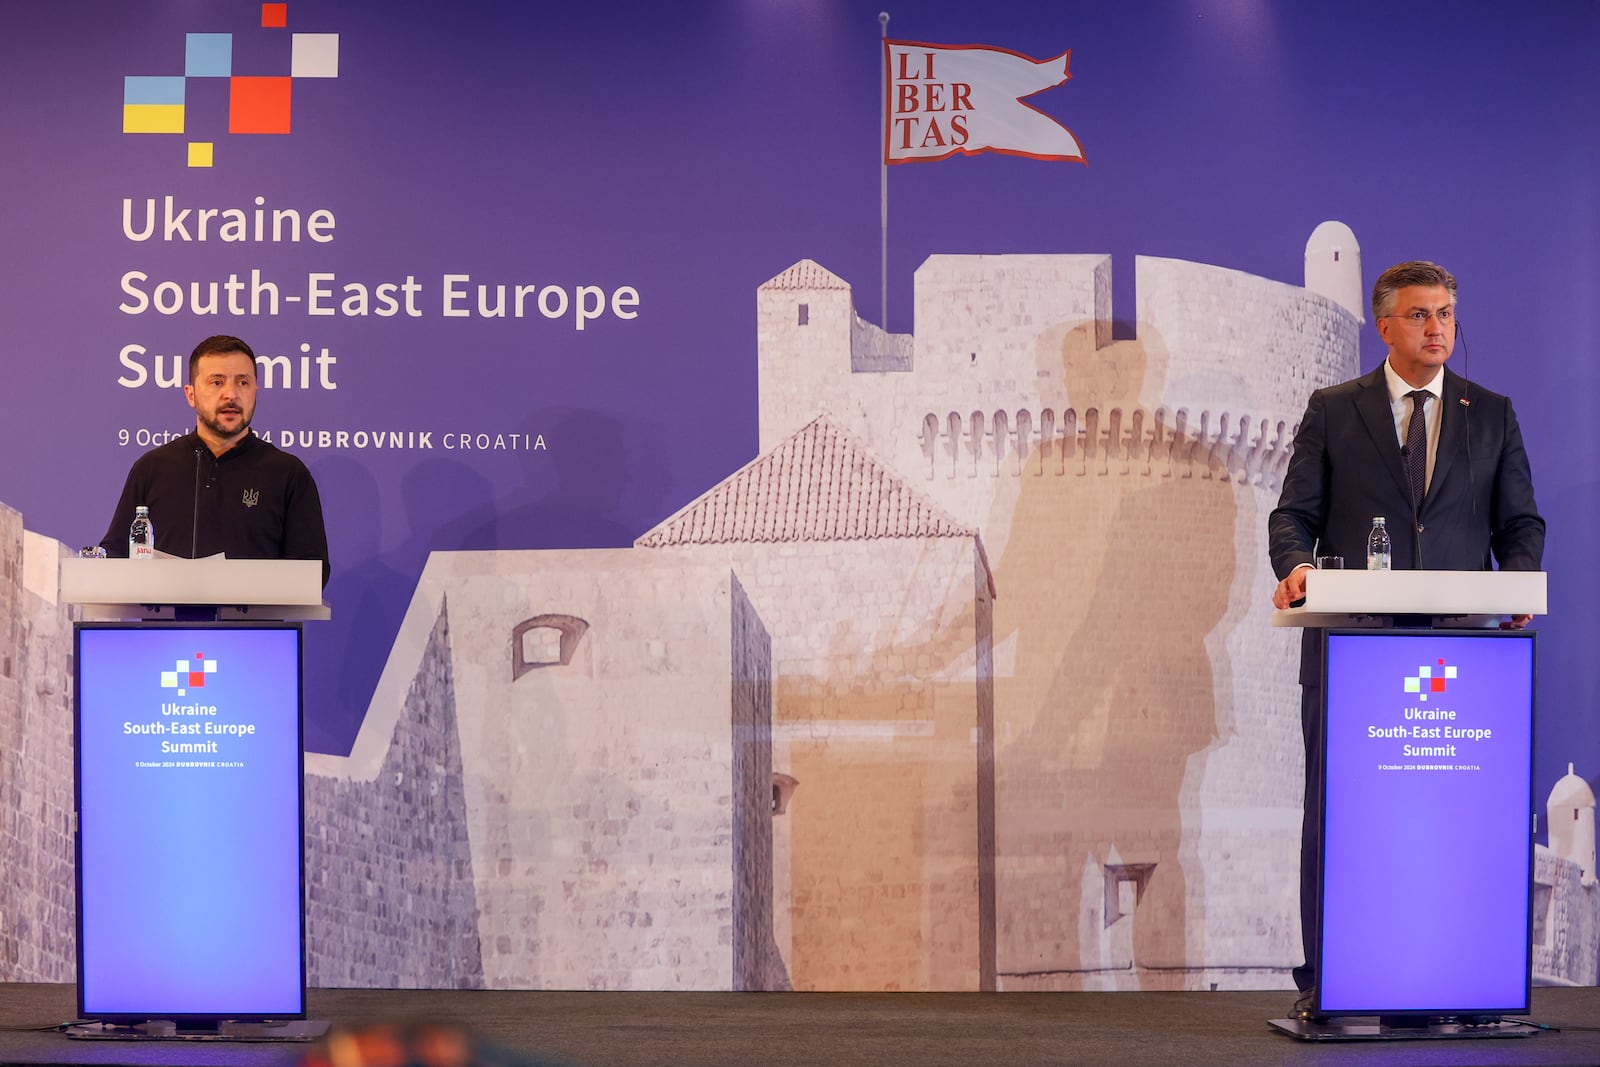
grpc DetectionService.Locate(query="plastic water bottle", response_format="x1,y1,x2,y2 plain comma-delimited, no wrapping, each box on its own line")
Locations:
1366,516,1391,571
129,506,155,560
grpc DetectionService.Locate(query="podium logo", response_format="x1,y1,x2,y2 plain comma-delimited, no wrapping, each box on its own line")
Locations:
162,652,218,697
122,4,340,168
1404,657,1457,703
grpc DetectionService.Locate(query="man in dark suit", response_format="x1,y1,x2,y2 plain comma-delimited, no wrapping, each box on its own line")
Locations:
1267,260,1545,1017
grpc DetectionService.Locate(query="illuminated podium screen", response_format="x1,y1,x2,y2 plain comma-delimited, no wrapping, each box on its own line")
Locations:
1319,629,1535,1017
75,623,305,1023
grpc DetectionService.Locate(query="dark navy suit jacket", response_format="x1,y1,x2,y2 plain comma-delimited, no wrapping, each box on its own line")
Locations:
1269,364,1545,680
1267,361,1543,986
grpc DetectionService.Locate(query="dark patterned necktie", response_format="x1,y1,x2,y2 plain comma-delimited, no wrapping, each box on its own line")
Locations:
1405,390,1429,509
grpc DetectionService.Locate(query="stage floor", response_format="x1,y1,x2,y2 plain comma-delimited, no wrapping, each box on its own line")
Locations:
3,984,1600,1067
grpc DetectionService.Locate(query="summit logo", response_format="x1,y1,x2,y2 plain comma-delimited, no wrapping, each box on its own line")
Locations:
161,652,218,697
1404,658,1457,703
122,3,340,168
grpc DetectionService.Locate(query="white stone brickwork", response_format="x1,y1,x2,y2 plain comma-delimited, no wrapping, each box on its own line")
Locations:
1535,765,1600,985
753,242,1361,989
1535,845,1600,986
8,229,1596,994
637,536,992,991
636,416,994,990
0,505,76,982
311,551,784,991
304,602,484,989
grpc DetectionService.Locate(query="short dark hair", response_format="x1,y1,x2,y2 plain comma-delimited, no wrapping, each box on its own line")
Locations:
1371,261,1457,321
188,335,256,383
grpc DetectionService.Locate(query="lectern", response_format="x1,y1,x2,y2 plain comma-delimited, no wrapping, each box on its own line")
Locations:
61,557,328,1040
1270,569,1546,1041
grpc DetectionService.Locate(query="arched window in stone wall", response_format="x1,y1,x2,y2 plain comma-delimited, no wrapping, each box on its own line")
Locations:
1013,408,1032,475
1103,859,1156,929
1152,408,1170,476
1172,408,1193,476
920,412,940,476
1222,412,1243,480
1266,420,1292,489
511,614,589,680
1245,417,1269,484
1104,408,1123,473
990,409,1010,475
913,403,1299,485
1126,408,1145,474
772,773,798,815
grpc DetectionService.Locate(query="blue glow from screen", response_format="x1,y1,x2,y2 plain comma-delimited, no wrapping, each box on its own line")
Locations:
76,624,304,1019
1320,630,1533,1014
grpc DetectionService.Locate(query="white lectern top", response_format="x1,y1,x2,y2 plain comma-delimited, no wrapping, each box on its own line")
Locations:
60,556,328,621
1272,569,1546,628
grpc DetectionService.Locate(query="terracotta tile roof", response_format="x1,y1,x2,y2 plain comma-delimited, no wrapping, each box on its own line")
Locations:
760,259,850,291
636,416,974,547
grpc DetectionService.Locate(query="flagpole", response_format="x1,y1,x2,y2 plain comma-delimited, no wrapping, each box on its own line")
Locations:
879,11,890,328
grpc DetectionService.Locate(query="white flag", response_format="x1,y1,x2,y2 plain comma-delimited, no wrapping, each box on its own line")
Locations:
884,39,1083,164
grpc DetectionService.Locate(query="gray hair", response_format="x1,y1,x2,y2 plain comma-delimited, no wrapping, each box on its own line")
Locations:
1371,261,1457,321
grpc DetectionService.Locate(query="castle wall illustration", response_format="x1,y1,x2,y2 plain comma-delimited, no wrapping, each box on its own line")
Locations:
2,236,1595,990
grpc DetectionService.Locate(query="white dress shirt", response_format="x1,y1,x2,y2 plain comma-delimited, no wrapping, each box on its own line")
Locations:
1382,358,1444,498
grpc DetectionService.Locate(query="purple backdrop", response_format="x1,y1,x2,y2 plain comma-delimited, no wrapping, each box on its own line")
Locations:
1,1,1595,818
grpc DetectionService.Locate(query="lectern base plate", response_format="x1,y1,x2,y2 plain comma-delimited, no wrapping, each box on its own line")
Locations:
65,1019,330,1042
1268,1016,1536,1041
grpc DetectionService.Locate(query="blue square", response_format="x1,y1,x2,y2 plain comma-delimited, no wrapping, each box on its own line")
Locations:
185,33,233,77
124,76,185,106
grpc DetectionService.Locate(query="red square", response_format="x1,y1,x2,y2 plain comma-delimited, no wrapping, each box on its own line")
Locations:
189,672,207,688
230,77,292,134
262,4,288,28
1430,678,1446,692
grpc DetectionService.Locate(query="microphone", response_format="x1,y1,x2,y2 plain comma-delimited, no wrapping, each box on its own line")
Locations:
1400,445,1425,569
1456,320,1477,525
191,448,203,560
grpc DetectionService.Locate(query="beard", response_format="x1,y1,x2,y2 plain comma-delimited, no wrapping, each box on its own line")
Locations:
199,406,251,441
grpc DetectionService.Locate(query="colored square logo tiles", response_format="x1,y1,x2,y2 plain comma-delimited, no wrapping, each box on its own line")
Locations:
1403,659,1458,702
126,21,337,164
230,76,292,134
161,654,218,696
124,76,185,106
185,33,233,77
291,33,339,78
124,104,184,134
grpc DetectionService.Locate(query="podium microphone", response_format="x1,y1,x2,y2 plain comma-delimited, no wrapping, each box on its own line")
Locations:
191,448,203,560
1456,319,1477,526
1399,445,1425,569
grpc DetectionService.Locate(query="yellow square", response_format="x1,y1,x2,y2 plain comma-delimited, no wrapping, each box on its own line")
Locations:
124,103,184,134
187,142,215,168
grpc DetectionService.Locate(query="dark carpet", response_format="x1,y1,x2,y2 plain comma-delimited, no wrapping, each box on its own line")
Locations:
2,984,1599,1067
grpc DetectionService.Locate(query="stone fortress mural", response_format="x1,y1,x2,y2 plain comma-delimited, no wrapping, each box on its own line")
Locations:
3,225,1596,990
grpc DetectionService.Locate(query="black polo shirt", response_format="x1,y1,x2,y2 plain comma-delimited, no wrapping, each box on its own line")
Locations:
99,430,330,586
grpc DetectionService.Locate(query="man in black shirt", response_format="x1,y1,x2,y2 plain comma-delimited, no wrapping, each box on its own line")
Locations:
100,335,330,585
